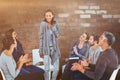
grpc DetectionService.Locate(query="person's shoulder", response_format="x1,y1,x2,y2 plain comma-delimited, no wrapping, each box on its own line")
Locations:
85,42,89,45
106,48,116,54
84,42,90,48
0,51,7,59
16,39,20,43
40,21,47,25
70,40,79,46
94,46,101,51
73,40,79,44
103,48,118,63
102,48,117,59
53,21,59,26
0,51,4,56
54,21,58,24
89,46,93,51
109,48,118,56
0,52,2,57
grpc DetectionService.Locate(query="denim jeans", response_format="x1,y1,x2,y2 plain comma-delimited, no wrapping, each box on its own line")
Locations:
44,55,59,80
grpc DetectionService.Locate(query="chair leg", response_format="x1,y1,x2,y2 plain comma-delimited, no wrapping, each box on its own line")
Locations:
44,70,51,80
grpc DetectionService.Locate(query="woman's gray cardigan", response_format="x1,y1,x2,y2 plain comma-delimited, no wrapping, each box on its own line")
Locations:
39,21,60,64
69,40,90,59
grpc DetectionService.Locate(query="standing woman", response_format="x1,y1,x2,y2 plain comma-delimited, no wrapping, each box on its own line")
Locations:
39,9,60,80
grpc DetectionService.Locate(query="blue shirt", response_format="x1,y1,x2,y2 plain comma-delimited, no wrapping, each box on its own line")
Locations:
70,40,90,59
72,47,82,57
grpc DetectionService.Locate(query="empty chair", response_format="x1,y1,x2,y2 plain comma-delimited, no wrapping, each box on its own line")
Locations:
32,49,54,71
109,65,120,80
0,68,6,80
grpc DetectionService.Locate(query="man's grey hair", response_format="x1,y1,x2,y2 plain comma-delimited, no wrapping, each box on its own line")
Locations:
103,31,115,46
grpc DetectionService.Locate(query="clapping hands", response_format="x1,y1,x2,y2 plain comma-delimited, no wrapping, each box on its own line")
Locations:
71,59,89,73
79,59,89,67
71,62,85,73
19,54,31,64
73,46,78,55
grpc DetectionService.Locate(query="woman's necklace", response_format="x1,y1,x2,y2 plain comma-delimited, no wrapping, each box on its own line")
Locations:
78,42,83,49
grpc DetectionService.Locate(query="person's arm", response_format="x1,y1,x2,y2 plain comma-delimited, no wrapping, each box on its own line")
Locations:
39,22,46,55
94,48,101,64
70,41,87,59
84,57,108,80
13,40,25,63
6,57,20,78
77,54,88,59
88,47,92,63
0,48,4,55
74,43,89,59
71,56,108,80
24,54,32,66
16,40,25,55
51,22,60,38
69,40,78,57
16,56,24,70
88,63,96,70
80,43,90,59
6,55,29,78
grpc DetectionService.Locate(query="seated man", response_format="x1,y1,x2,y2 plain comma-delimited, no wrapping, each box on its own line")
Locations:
70,34,102,80
71,31,118,80
88,34,102,64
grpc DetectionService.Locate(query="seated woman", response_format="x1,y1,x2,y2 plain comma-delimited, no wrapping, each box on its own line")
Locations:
70,34,102,80
71,31,118,80
0,37,28,80
62,32,90,80
1,28,44,80
69,32,90,59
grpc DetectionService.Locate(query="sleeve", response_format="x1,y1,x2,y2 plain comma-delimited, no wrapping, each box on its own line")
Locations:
13,40,25,63
88,64,96,70
39,22,45,54
78,43,90,59
6,58,20,78
89,47,92,57
83,43,90,59
77,53,88,59
51,22,60,38
17,40,25,55
0,48,4,55
84,56,108,80
69,40,77,56
94,49,101,64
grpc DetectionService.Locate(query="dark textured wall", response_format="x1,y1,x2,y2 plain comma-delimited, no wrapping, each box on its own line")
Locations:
0,0,120,79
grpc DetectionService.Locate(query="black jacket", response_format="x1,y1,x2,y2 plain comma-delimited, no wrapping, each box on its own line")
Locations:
85,48,118,80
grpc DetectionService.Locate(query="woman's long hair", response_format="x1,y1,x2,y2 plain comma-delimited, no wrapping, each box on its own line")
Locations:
2,37,14,50
5,28,15,38
44,9,55,25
